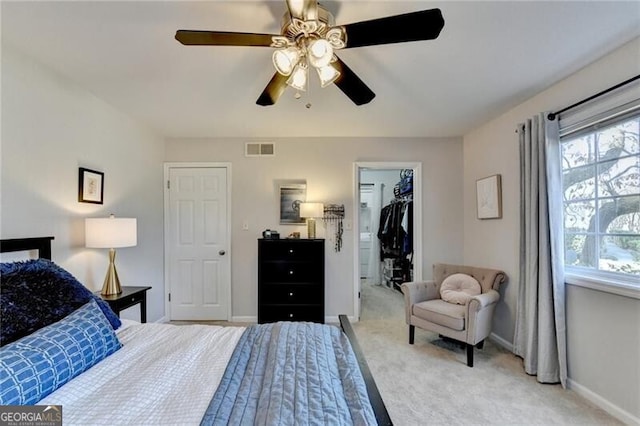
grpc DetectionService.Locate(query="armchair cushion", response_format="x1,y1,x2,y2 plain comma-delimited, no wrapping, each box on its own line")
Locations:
414,300,465,331
440,273,481,305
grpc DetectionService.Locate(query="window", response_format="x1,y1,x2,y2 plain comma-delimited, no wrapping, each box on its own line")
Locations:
561,113,640,284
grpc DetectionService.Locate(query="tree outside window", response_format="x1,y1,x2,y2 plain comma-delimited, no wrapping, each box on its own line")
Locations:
562,115,640,276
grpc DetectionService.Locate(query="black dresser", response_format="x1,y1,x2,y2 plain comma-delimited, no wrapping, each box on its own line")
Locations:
258,238,325,323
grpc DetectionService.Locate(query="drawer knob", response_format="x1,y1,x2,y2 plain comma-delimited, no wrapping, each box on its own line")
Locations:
289,249,294,254
289,313,294,318
289,292,294,296
131,297,136,302
289,270,294,275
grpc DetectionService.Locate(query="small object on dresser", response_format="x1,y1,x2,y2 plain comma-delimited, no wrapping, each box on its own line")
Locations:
262,229,280,239
96,286,151,323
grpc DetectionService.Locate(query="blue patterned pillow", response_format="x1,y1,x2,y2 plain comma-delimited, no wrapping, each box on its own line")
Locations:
0,299,122,405
0,259,121,346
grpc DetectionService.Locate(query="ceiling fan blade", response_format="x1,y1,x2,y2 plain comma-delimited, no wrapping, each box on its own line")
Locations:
342,8,444,49
333,58,375,106
286,0,318,20
175,30,276,47
256,72,289,106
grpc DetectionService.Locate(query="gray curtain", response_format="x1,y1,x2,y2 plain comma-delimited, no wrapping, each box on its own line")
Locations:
514,113,568,387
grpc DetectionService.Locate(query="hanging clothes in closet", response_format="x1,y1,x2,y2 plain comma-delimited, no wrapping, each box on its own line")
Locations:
377,169,413,289
377,200,412,259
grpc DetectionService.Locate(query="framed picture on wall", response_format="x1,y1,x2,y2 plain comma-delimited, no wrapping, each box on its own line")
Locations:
476,174,502,219
78,167,104,204
279,182,306,224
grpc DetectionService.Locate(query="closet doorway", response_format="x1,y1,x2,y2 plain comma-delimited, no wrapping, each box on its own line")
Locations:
353,162,422,321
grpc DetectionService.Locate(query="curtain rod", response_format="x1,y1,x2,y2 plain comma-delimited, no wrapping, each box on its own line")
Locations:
547,74,640,121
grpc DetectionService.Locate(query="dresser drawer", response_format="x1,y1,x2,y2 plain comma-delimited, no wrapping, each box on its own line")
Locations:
260,261,322,283
259,240,323,261
259,305,324,323
260,283,323,305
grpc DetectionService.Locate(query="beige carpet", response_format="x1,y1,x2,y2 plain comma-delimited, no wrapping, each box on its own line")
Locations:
355,280,620,425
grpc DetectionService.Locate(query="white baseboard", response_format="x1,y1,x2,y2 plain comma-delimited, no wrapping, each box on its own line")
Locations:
486,333,638,424
567,378,639,425
489,332,514,352
327,315,360,324
154,316,168,324
230,316,257,323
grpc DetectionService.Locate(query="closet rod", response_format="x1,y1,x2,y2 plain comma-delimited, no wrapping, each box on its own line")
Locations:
547,74,640,121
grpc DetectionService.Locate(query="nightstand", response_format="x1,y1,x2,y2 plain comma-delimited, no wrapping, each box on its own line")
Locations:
96,286,152,323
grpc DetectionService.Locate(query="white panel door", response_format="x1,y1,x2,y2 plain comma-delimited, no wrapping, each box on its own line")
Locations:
168,167,229,320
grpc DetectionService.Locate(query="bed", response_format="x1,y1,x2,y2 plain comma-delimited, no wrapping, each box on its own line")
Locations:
0,236,392,425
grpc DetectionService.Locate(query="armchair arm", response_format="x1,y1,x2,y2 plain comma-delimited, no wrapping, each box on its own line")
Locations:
400,281,439,325
466,289,500,344
467,290,500,312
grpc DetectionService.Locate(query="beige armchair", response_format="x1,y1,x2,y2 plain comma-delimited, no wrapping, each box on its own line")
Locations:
400,263,506,367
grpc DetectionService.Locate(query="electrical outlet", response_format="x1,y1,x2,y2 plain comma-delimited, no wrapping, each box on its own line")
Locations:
344,220,352,230
242,221,249,231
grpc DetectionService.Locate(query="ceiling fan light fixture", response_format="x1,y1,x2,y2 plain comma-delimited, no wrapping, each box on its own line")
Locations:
316,64,340,88
273,47,300,76
308,39,334,68
287,62,308,91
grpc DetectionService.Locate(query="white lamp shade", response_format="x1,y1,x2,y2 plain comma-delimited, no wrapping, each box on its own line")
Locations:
286,63,308,91
316,64,340,87
308,39,334,68
86,217,137,248
300,202,324,218
273,47,300,76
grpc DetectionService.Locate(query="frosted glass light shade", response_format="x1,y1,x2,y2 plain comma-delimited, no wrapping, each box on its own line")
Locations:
316,65,340,87
308,39,333,68
287,63,308,91
86,216,137,248
300,202,324,218
273,47,300,76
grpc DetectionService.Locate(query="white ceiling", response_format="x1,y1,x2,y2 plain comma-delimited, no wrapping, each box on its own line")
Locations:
2,1,639,139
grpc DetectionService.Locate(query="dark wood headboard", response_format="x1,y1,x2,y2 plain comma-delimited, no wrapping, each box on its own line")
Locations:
0,237,55,260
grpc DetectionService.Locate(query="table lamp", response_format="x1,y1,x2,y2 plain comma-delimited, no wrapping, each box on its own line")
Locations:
85,214,137,295
299,202,324,239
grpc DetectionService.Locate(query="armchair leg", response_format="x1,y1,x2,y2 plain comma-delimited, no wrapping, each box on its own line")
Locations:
477,340,485,350
466,344,474,367
409,325,415,344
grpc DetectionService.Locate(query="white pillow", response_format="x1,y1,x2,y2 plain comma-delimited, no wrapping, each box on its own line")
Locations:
440,273,481,305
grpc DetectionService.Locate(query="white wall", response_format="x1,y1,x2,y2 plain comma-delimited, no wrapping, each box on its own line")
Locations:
463,37,640,422
165,137,463,320
1,46,166,322
361,169,403,206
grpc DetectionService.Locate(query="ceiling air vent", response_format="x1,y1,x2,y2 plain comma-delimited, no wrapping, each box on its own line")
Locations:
245,142,275,157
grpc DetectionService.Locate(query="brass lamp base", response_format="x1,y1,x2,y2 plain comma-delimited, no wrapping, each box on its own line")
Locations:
307,218,317,239
101,248,123,296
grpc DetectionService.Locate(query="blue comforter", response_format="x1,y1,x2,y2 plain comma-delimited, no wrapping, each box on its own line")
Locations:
200,322,377,426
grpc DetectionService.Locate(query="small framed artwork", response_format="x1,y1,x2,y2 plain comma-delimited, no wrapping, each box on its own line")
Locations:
279,182,306,225
78,167,104,204
476,174,502,219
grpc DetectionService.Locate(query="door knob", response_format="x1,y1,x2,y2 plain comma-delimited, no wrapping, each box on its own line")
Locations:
219,250,226,255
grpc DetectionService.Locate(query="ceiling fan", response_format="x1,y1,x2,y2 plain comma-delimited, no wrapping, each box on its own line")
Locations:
175,0,444,106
